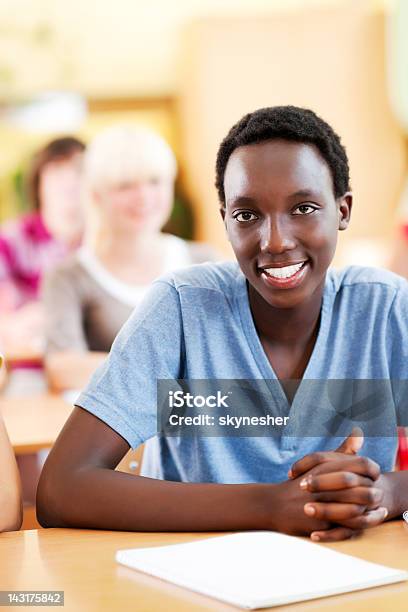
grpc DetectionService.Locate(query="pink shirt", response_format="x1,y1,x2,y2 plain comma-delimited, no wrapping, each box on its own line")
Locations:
0,212,70,309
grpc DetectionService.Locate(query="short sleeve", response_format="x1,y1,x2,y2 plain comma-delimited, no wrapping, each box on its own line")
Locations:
75,280,183,448
42,265,88,353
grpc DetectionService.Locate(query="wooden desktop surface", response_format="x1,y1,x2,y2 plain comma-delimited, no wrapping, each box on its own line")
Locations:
0,394,73,454
0,522,407,612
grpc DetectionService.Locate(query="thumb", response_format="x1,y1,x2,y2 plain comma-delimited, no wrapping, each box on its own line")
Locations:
335,427,364,454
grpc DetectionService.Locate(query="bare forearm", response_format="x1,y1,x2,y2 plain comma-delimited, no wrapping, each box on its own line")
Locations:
35,408,328,535
37,467,267,532
45,351,107,392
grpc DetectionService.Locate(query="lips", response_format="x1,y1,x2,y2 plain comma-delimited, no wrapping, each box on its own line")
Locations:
258,260,309,289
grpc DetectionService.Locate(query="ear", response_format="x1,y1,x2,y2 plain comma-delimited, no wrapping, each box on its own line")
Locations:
338,192,352,231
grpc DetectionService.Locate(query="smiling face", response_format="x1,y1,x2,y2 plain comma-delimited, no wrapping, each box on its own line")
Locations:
95,177,174,235
222,139,352,310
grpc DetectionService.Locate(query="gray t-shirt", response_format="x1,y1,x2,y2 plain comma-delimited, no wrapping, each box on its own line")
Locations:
43,236,218,353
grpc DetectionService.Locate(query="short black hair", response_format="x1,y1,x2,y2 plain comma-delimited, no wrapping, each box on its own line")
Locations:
215,105,350,204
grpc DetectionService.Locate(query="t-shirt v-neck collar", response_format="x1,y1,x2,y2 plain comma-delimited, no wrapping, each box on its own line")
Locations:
234,268,333,388
234,269,334,450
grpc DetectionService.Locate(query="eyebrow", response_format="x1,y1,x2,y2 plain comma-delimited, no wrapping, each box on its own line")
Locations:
227,196,255,207
288,189,319,198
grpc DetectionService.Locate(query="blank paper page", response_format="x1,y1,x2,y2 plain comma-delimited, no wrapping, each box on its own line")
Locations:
116,531,408,609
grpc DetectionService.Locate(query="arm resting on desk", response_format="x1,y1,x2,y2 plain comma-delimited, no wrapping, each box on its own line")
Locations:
36,408,388,538
37,408,274,532
44,351,107,392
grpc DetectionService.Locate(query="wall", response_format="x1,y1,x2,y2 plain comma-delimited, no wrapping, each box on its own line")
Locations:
0,0,393,98
0,100,176,221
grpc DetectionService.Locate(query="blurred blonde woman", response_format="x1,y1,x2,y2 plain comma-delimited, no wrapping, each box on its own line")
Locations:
43,125,218,391
0,355,22,532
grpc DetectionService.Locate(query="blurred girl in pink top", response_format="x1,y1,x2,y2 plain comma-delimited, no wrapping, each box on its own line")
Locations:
0,137,85,360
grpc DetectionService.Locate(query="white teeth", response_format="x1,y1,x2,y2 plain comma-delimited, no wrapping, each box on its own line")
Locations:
263,262,305,279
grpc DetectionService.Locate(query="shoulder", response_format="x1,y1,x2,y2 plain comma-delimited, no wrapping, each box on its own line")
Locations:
2,213,50,242
155,260,241,296
328,265,408,296
0,216,28,251
326,266,408,323
0,214,47,271
42,253,93,297
46,253,85,280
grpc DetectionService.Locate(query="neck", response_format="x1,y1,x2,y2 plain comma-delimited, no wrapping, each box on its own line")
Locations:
248,281,325,347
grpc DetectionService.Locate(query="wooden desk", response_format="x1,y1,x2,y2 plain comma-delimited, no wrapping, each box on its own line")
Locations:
0,522,407,611
0,395,73,455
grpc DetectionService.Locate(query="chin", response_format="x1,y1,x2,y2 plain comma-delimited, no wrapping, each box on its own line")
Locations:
259,286,309,309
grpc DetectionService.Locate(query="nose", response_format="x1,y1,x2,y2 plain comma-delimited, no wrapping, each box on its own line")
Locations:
260,216,296,255
125,183,152,206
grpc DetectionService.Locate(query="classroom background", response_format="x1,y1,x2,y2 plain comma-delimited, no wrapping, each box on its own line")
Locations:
1,0,408,528
1,0,408,263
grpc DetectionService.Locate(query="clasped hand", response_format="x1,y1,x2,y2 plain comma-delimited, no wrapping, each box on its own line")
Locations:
279,428,391,542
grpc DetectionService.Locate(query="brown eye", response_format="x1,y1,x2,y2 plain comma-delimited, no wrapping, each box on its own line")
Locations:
293,204,317,215
234,211,258,223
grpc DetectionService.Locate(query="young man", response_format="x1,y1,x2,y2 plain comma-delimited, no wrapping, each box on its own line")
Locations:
37,106,408,541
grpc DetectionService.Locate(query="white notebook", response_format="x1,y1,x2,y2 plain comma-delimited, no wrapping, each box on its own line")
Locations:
116,531,408,609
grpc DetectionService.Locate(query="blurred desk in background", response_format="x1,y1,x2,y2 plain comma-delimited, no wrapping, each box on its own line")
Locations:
1,393,142,469
0,394,72,455
0,393,143,529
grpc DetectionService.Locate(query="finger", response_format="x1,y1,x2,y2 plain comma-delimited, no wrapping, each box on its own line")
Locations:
311,527,362,542
300,471,375,492
308,457,381,480
289,448,378,482
335,427,364,454
339,507,388,529
288,429,365,479
314,486,384,508
289,451,334,479
304,502,366,522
